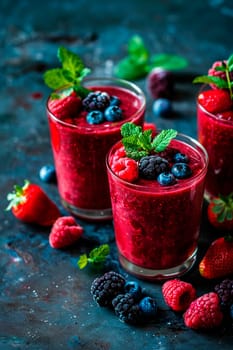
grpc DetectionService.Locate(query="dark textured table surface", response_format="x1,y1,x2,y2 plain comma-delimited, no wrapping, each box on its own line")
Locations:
1,1,233,349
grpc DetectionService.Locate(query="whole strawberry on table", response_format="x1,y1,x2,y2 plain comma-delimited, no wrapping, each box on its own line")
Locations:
6,180,61,226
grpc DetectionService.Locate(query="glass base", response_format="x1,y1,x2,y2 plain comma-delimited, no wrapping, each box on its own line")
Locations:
61,199,112,221
119,249,197,281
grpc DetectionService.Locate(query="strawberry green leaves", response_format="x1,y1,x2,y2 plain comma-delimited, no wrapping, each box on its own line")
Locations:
43,46,91,96
193,53,233,99
121,122,177,160
77,244,110,270
114,35,188,80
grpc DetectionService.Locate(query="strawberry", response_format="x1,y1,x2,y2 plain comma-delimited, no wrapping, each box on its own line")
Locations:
48,91,82,119
198,89,232,114
6,180,61,226
49,216,83,249
207,193,233,231
199,235,233,279
183,292,223,329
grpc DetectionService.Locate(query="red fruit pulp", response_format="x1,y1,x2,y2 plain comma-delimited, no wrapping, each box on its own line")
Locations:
197,90,233,199
47,83,145,219
107,137,207,274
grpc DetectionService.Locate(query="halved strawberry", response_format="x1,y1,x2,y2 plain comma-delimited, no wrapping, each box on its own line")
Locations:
48,91,82,119
198,89,232,114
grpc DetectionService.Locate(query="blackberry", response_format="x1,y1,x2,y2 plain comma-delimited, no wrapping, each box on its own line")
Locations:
82,91,110,111
214,279,233,311
139,155,170,180
90,271,126,307
112,293,143,325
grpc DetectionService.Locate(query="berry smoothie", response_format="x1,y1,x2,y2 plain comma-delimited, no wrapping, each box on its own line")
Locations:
47,78,145,220
107,134,208,280
197,101,233,199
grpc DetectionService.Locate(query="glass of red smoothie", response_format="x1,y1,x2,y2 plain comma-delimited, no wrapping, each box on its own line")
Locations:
46,77,146,220
106,130,208,280
197,86,233,201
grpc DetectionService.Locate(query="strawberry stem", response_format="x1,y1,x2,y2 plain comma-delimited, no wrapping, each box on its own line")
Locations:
6,179,30,210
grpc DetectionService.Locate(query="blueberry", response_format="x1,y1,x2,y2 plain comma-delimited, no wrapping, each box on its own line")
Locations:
152,98,172,118
139,296,157,320
86,110,105,124
173,152,189,163
157,172,176,186
110,95,121,106
124,281,142,301
104,105,123,122
39,164,56,183
171,163,192,179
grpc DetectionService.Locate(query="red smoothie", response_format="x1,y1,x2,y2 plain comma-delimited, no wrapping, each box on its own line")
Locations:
47,78,145,220
197,102,233,199
107,134,208,280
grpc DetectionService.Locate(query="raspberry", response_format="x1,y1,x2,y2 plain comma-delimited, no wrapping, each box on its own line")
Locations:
138,155,169,180
208,60,233,89
112,293,143,324
214,279,233,311
82,91,110,111
91,271,126,307
146,68,174,99
48,92,82,119
111,157,138,182
183,292,223,329
198,89,232,114
49,216,83,249
162,279,196,312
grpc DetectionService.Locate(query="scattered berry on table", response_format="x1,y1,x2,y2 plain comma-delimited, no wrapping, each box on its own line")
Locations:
104,105,123,122
157,172,176,186
139,155,170,180
111,157,138,182
86,110,105,124
183,292,223,329
110,95,121,106
198,89,232,114
39,164,56,183
173,152,189,164
139,296,158,321
82,91,110,111
112,293,142,325
214,279,233,311
162,279,196,312
49,216,83,249
91,271,126,307
171,163,192,179
48,92,82,119
152,98,172,118
124,281,142,301
146,68,174,99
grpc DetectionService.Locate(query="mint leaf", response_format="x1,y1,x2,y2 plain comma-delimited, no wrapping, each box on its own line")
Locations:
44,46,91,92
148,53,188,71
151,129,177,152
121,122,177,159
227,54,233,68
121,122,142,137
77,254,88,269
193,75,228,88
77,244,110,270
128,35,149,65
114,57,147,80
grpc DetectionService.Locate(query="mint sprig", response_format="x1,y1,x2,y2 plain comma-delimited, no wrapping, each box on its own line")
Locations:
77,244,110,270
43,46,91,97
193,53,233,99
114,35,188,80
121,122,177,160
